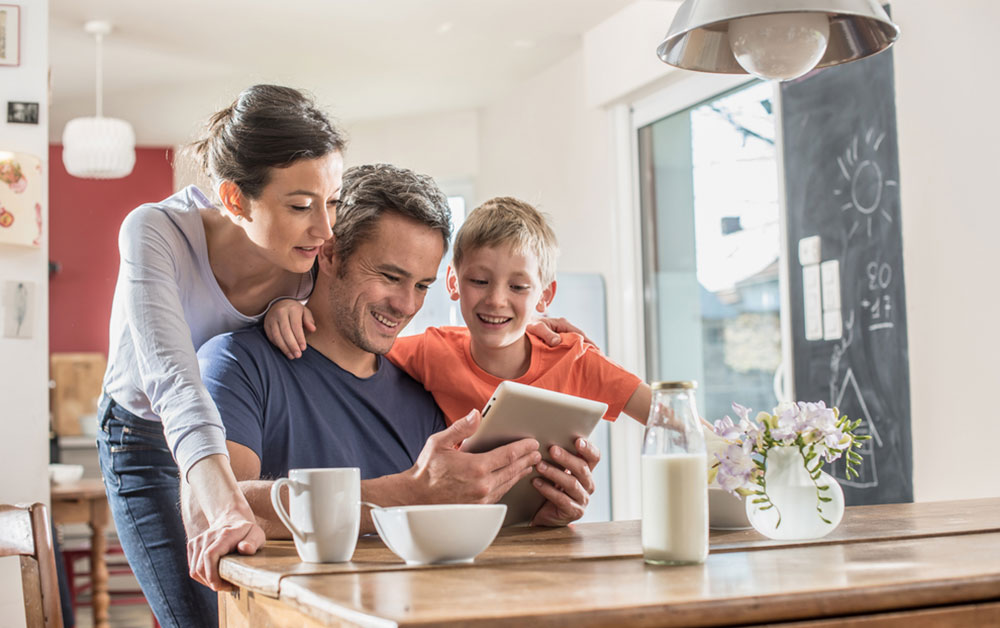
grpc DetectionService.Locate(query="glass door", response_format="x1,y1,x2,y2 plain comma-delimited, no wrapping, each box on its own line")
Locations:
637,81,785,422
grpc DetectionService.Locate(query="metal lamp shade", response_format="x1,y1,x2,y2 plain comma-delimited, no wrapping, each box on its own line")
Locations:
62,117,136,179
656,0,899,75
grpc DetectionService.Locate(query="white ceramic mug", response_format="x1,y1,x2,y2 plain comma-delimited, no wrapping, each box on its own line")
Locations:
270,467,361,563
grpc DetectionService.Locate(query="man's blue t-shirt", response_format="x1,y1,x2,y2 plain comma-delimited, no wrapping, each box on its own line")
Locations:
198,327,446,480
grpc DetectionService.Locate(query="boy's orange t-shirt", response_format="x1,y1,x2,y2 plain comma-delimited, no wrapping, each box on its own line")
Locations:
387,326,642,425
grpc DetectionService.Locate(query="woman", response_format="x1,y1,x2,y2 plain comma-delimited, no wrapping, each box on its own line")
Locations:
96,84,346,628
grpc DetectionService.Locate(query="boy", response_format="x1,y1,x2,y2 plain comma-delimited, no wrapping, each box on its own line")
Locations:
387,197,651,425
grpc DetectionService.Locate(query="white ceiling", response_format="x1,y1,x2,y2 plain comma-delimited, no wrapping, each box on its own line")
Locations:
49,0,636,146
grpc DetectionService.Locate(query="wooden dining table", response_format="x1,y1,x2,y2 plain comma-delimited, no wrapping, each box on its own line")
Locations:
219,498,1000,627
50,478,111,628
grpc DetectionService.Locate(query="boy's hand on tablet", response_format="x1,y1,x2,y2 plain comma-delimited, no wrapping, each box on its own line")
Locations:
529,438,601,527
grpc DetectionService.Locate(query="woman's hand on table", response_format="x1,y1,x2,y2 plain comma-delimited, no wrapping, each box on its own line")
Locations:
186,509,266,591
183,454,267,591
530,438,601,527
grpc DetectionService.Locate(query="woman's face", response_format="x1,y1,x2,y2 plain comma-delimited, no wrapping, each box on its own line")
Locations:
238,151,344,274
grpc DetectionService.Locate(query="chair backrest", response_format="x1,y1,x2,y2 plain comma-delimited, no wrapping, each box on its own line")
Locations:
0,503,64,628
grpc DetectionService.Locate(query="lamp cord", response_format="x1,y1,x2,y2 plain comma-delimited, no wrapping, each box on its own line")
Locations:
94,32,103,118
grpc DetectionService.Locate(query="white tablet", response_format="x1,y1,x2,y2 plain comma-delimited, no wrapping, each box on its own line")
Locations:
459,381,607,526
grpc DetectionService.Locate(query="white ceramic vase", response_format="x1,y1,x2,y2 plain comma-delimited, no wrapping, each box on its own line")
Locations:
745,446,844,540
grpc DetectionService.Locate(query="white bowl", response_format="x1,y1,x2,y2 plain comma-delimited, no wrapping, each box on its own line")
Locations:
371,504,506,565
49,463,84,485
709,487,752,530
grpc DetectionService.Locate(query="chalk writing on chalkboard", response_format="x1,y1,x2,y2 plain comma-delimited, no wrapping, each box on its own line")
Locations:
860,261,894,332
833,127,899,241
828,310,881,488
782,36,912,505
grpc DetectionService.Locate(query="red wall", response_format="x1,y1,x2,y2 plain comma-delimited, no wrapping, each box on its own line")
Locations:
48,145,175,355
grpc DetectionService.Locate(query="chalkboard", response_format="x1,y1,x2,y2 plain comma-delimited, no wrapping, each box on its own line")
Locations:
781,41,912,505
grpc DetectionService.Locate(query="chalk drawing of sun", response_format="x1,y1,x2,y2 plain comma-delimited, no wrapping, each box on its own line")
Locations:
833,127,897,239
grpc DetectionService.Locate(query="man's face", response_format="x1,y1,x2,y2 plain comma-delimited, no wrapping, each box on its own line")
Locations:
326,212,445,355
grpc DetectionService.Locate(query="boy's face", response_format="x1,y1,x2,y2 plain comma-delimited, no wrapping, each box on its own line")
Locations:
448,243,555,351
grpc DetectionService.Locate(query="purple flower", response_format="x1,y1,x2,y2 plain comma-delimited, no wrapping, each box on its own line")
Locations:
714,443,756,495
770,406,800,443
732,402,751,424
712,415,743,440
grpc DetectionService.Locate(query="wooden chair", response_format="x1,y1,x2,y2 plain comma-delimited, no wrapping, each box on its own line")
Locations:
0,503,64,628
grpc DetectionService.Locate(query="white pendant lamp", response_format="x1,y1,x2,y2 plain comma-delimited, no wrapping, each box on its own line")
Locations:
62,20,136,179
656,0,900,81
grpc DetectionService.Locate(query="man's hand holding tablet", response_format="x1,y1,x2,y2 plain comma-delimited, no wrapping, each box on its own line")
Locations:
460,381,607,526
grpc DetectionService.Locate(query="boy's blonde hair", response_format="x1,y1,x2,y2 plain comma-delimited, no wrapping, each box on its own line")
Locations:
453,197,559,285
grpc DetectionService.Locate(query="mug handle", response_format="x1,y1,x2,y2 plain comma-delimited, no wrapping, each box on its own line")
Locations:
270,478,304,540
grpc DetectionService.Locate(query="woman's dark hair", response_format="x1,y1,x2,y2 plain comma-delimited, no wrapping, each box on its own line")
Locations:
190,85,347,198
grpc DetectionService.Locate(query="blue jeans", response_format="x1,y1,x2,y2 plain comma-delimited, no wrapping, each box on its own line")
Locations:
96,396,217,628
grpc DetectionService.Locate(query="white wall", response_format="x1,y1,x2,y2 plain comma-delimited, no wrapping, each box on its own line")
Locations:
0,1,50,624
345,109,479,187
582,0,681,108
478,51,617,276
173,108,479,196
893,0,1000,501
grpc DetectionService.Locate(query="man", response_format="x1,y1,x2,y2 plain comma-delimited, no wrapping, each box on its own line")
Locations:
185,164,600,589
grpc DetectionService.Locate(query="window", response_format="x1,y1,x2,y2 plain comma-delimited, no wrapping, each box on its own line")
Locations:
637,81,784,421
403,191,471,335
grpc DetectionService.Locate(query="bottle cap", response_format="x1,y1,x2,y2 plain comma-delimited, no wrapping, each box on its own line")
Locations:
650,380,698,390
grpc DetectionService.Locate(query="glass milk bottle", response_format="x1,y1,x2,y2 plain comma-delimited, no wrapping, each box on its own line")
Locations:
641,380,708,565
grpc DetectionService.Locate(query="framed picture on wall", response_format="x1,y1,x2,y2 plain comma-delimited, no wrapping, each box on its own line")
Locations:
0,4,20,67
0,151,44,248
7,101,37,123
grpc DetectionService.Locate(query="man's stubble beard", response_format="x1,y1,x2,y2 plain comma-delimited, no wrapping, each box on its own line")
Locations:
327,271,395,357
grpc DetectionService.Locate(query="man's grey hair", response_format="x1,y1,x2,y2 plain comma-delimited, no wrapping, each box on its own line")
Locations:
333,163,452,264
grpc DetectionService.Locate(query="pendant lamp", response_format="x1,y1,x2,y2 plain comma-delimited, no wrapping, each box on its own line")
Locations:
656,0,900,81
62,20,136,179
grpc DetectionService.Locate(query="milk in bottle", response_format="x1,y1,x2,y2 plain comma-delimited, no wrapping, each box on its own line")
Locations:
641,380,708,565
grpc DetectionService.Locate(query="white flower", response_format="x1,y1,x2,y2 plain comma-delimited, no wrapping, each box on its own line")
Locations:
774,400,797,415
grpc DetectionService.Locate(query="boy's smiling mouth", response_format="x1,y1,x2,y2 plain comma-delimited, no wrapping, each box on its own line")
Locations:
477,313,512,325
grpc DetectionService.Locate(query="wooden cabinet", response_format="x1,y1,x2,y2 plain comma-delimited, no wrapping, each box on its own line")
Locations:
50,352,106,436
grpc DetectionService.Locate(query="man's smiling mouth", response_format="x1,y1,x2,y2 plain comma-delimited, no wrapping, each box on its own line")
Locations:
372,311,399,328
